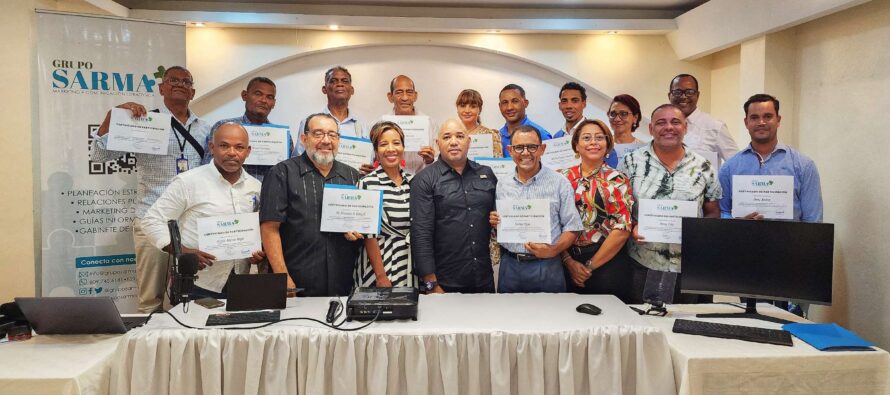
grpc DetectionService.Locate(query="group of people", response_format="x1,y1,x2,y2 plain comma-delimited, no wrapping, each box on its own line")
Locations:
91,65,823,313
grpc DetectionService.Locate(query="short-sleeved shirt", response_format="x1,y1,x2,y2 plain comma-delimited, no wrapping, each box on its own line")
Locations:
496,165,583,254
205,114,294,182
410,158,497,288
619,143,722,272
718,143,823,222
259,153,363,296
560,164,634,244
499,116,553,157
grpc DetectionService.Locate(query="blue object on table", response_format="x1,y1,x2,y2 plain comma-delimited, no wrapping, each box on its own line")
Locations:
782,323,874,351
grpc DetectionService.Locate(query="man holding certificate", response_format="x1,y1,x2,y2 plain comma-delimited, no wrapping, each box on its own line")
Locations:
142,123,264,299
489,125,583,293
260,113,363,297
552,82,619,168
619,104,721,303
205,76,291,182
91,66,211,313
498,84,552,157
719,94,823,222
382,75,436,175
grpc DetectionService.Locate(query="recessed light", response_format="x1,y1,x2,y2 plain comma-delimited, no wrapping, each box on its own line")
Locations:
607,31,618,35
193,22,206,27
329,25,339,30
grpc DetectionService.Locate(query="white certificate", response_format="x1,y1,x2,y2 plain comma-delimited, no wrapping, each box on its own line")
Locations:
691,149,720,169
320,185,383,234
196,212,262,261
731,175,794,219
474,157,513,181
106,107,171,155
243,124,290,166
497,199,551,244
614,142,646,163
540,136,579,171
381,115,430,151
336,135,375,171
637,199,699,244
468,134,495,160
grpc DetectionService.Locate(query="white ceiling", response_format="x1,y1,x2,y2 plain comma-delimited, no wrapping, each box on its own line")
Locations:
116,0,707,11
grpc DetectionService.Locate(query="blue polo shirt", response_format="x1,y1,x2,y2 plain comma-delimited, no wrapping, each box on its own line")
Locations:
499,116,552,157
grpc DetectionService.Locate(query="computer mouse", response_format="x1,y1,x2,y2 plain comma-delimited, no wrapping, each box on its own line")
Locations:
576,303,602,316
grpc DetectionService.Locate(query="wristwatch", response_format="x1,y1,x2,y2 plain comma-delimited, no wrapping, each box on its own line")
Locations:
422,280,438,292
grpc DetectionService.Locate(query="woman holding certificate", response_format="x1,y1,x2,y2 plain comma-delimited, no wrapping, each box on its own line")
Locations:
354,121,415,288
559,119,638,303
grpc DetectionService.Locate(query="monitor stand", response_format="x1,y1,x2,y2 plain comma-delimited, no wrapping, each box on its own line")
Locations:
696,298,794,325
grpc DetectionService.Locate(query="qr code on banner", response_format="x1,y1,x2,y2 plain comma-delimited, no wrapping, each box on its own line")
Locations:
87,124,138,175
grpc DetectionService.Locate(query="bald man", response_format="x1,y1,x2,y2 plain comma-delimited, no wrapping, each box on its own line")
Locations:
411,119,498,294
142,123,265,302
384,75,436,174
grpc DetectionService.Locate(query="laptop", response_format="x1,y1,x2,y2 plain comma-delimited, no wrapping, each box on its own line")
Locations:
225,273,287,311
15,296,148,335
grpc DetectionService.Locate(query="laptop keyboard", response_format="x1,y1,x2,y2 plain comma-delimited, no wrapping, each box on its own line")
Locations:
206,310,281,326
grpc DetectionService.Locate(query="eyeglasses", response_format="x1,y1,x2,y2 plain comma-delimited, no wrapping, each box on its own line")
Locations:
579,135,607,143
511,144,540,154
608,111,631,120
163,77,194,88
669,89,698,97
309,130,341,140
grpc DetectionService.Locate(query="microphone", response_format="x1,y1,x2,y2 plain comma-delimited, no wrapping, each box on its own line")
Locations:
326,299,342,323
167,220,182,258
171,253,199,306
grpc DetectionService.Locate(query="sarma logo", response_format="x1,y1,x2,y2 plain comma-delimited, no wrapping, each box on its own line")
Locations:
512,204,533,210
656,204,679,211
50,59,164,97
341,193,362,201
751,179,775,187
216,219,240,227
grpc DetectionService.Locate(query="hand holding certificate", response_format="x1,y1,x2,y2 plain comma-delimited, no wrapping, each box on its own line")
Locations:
196,212,262,261
468,134,494,160
243,124,290,166
106,107,172,154
319,185,383,234
540,136,579,171
637,199,699,244
732,175,794,219
496,199,551,244
381,115,430,151
336,136,375,171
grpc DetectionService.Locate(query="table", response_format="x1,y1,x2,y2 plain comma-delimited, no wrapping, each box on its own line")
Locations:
0,333,121,395
109,293,676,395
646,303,890,395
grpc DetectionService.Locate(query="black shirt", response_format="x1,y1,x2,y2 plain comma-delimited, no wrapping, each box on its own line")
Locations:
410,157,498,288
259,153,362,296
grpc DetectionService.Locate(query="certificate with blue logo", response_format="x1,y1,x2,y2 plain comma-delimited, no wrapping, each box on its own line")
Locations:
197,212,262,261
732,175,794,219
637,199,699,244
107,108,172,155
243,124,290,166
319,185,383,234
496,199,551,244
336,135,375,171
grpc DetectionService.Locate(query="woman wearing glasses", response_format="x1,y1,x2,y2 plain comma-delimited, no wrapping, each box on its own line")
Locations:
559,119,638,303
354,121,415,288
607,94,644,144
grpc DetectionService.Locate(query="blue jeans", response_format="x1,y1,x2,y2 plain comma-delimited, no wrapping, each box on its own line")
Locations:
497,254,566,293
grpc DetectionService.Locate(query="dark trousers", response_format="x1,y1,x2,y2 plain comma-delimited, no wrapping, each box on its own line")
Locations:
497,255,566,293
567,245,640,304
440,280,495,294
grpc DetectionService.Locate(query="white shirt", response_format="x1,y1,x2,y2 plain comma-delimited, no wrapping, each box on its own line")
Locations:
684,108,739,163
141,163,262,292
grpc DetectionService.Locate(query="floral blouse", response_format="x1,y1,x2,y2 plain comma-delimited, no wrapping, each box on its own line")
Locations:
560,164,634,244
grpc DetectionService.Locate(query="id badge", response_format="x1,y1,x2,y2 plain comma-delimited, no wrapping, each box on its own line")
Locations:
176,156,189,174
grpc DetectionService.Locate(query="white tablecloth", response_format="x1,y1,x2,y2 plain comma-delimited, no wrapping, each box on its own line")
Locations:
110,293,676,395
0,333,121,395
646,303,890,395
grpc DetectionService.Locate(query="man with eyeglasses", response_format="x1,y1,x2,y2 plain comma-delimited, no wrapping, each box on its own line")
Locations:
294,66,365,157
554,82,619,167
141,123,265,299
668,74,739,164
619,104,722,303
384,74,436,175
205,76,288,182
260,113,363,297
91,65,212,313
411,119,499,294
489,125,583,293
499,84,552,158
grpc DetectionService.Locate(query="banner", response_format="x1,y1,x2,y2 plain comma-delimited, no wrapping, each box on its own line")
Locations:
36,12,184,312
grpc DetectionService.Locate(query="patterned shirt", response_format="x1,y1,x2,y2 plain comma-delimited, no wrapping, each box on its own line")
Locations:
355,167,415,288
90,105,211,217
205,114,293,182
560,164,634,244
619,143,722,272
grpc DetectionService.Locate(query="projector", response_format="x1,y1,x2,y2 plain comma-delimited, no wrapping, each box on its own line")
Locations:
346,287,419,321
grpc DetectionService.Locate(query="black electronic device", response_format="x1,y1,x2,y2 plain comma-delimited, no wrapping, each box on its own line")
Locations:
672,319,794,346
14,297,148,334
576,303,602,316
226,273,287,311
206,310,280,326
171,253,199,307
681,218,833,324
346,287,419,321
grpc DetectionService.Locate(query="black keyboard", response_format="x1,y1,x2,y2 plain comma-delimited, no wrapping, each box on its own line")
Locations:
672,319,794,346
206,310,280,326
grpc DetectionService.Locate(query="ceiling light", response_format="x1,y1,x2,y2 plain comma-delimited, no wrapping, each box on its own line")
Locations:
329,25,339,30
193,22,205,27
607,31,618,35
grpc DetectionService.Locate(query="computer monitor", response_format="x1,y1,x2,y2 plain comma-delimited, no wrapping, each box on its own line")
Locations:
681,218,834,324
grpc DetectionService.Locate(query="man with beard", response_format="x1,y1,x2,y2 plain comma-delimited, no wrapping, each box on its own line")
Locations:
259,113,363,296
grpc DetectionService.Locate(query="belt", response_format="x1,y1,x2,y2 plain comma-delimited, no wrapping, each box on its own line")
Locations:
501,247,542,262
569,243,601,257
